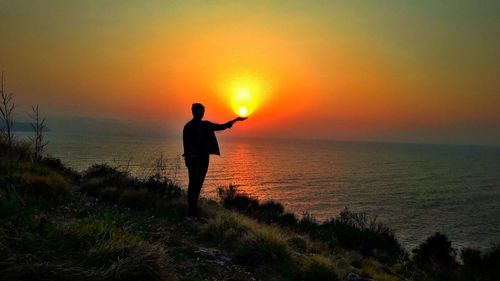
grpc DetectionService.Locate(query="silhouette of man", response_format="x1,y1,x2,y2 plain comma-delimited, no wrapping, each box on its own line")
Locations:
183,103,247,216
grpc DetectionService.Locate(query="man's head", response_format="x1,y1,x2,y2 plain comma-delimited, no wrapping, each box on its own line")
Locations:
191,103,205,120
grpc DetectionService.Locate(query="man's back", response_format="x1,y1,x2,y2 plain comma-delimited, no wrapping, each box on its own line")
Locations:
183,119,223,158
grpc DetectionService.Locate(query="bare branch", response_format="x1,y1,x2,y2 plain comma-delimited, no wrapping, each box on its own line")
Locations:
29,104,49,161
0,70,16,147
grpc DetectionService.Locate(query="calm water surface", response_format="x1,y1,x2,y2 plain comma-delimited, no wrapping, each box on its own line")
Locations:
42,132,500,250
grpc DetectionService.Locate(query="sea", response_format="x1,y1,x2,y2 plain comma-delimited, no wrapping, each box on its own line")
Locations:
38,132,500,250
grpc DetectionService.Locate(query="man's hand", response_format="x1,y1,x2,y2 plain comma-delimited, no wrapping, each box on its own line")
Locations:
227,117,247,128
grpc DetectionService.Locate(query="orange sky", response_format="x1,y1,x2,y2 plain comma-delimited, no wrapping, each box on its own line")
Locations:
1,1,499,144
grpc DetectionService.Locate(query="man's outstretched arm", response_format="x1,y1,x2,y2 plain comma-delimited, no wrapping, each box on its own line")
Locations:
209,117,247,131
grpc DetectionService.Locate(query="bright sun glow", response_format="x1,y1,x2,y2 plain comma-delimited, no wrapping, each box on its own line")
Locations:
232,88,254,117
225,76,264,117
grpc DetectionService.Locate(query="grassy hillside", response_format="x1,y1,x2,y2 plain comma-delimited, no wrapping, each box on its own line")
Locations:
1,139,498,281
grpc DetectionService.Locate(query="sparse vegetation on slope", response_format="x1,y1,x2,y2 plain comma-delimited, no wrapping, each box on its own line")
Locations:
1,136,499,281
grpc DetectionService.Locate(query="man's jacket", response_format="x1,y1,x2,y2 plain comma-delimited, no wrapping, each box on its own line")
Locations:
183,119,231,158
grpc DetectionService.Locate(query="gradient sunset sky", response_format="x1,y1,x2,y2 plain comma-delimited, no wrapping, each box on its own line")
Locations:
1,1,499,145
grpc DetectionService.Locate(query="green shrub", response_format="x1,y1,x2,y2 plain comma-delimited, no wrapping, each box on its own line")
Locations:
412,232,456,268
482,246,500,277
79,177,106,196
297,212,319,235
412,232,457,280
218,186,404,264
41,157,80,181
461,246,500,280
63,220,140,251
0,218,172,281
203,213,252,244
80,164,182,205
278,212,298,227
288,236,308,252
234,228,291,266
82,164,136,187
96,242,169,281
99,187,121,203
20,172,71,202
303,255,340,281
0,199,35,230
218,185,259,215
318,208,404,263
218,185,297,225
143,174,183,199
118,188,156,209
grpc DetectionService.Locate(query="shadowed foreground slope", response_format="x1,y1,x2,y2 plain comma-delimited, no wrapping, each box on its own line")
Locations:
1,140,498,281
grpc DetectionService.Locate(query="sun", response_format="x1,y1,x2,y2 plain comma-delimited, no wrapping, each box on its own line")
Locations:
227,79,262,117
219,74,267,118
231,87,254,117
238,106,248,117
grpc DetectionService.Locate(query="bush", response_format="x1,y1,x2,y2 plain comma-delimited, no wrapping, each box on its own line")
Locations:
412,232,457,280
78,177,107,197
461,246,500,280
412,232,456,268
80,164,182,207
297,212,319,235
234,228,291,266
218,185,294,225
203,213,252,245
218,185,259,215
278,212,298,227
0,199,35,230
0,218,173,281
19,172,71,202
143,174,183,199
99,187,121,203
482,246,500,277
317,208,404,263
218,186,404,264
288,236,308,252
41,157,80,180
302,255,340,281
82,164,135,187
118,188,156,209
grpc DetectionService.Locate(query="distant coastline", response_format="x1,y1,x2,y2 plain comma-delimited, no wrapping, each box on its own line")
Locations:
11,121,50,132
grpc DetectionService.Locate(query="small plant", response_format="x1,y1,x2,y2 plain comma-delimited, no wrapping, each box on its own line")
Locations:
461,245,500,280
82,163,133,186
234,228,291,266
142,174,183,199
412,232,456,268
118,188,155,209
0,70,15,148
0,217,172,281
412,232,457,280
217,185,292,224
297,211,319,235
28,104,48,161
318,208,404,263
19,172,71,203
302,254,340,281
41,157,80,180
288,236,308,252
203,212,252,245
218,184,259,215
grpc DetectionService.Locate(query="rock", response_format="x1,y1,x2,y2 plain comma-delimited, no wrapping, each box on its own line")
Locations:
345,272,374,281
195,247,231,266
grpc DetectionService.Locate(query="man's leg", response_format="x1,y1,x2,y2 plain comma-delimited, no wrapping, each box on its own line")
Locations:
198,155,210,193
187,156,209,216
186,158,199,216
